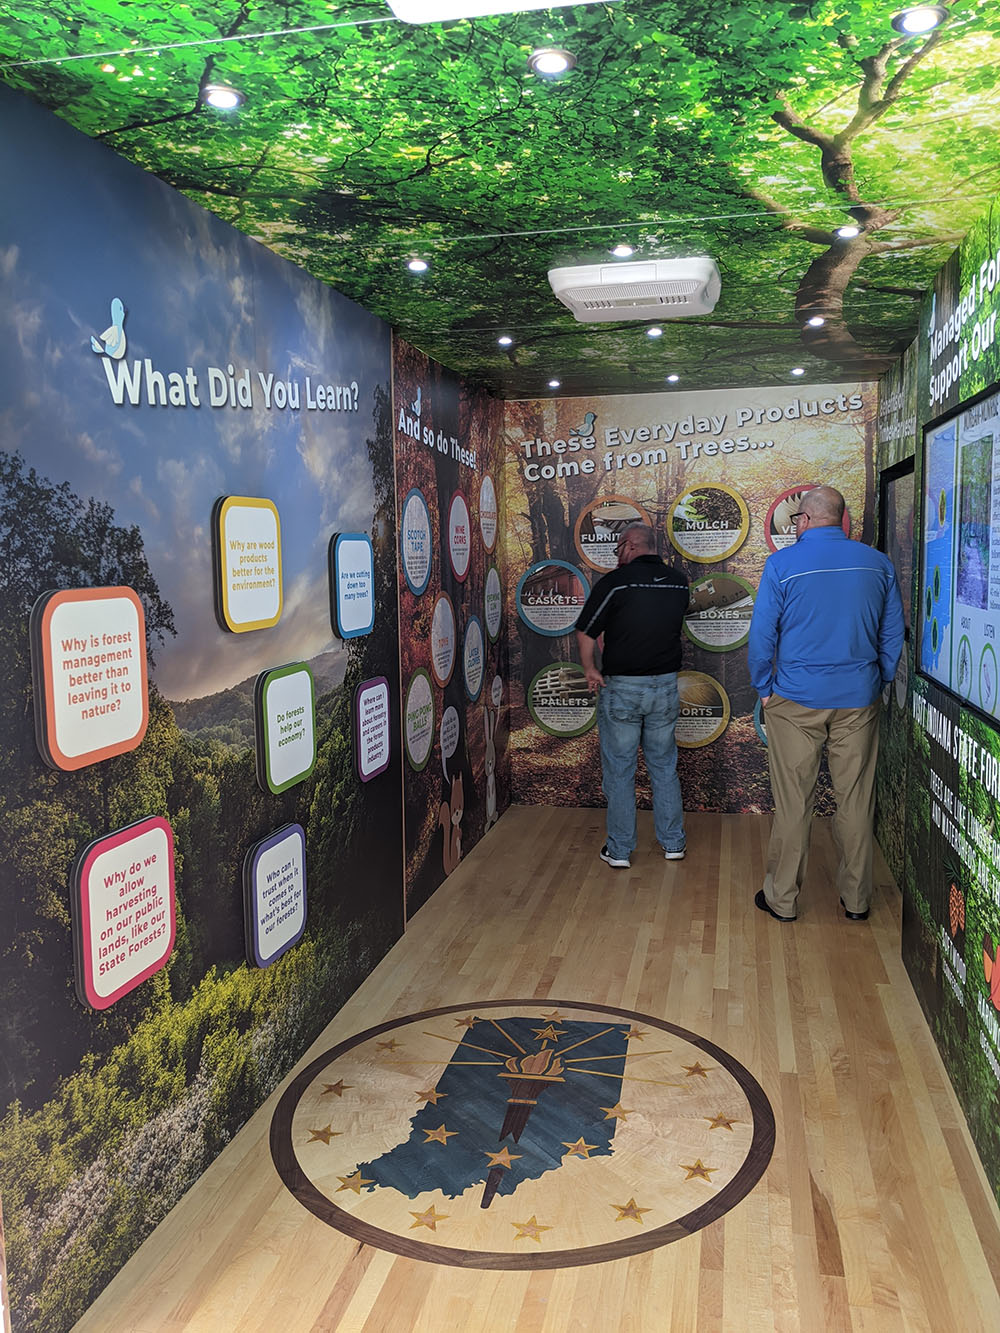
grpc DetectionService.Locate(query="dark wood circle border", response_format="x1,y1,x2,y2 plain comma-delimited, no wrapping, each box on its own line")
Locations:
269,998,775,1270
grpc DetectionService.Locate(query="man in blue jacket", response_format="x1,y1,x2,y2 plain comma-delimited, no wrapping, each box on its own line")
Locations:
747,485,904,922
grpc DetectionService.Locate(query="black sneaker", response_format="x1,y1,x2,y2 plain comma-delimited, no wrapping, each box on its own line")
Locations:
600,844,630,868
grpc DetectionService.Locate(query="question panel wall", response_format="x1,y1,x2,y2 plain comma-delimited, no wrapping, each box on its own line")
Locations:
0,84,405,1332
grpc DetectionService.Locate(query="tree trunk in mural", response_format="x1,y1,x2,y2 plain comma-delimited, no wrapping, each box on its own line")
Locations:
755,28,963,368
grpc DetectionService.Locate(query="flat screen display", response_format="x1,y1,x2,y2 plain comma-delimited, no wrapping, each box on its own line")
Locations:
918,383,1000,720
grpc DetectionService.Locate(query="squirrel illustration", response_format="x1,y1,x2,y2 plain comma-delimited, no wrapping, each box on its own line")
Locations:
439,771,464,875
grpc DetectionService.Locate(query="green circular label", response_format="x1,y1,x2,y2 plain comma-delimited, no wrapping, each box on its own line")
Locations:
683,575,755,652
526,661,597,738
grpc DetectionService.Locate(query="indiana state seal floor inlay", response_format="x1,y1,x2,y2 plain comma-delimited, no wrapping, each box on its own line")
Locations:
270,999,775,1269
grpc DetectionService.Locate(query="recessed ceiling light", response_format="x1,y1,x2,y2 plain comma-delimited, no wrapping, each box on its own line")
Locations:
890,6,947,35
548,379,561,389
666,374,680,383
806,315,826,327
200,83,245,111
528,48,576,77
497,335,513,346
791,367,805,376
407,258,429,273
836,224,861,239
646,326,663,338
611,244,634,258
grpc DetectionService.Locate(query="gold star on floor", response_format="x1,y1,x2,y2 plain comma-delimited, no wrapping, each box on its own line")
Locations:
512,1215,553,1242
484,1146,522,1169
561,1137,598,1158
532,1024,564,1042
622,1026,648,1040
680,1159,718,1182
306,1125,340,1144
600,1101,634,1122
423,1123,458,1145
410,1204,448,1231
454,1014,479,1028
376,1038,401,1052
540,1010,566,1022
706,1112,739,1130
337,1171,374,1193
321,1080,352,1097
416,1087,445,1105
612,1198,652,1224
683,1062,711,1078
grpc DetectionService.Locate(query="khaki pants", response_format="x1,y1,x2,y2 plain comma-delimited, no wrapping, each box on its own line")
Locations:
762,695,881,918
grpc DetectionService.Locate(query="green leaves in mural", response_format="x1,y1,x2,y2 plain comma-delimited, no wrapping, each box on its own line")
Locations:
3,2,1000,392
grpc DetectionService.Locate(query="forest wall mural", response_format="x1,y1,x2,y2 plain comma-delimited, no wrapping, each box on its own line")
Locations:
502,384,875,816
875,178,1000,1205
0,86,407,1333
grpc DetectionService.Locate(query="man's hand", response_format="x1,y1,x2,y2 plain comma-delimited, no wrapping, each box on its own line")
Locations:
575,630,605,692
583,664,606,692
759,694,771,706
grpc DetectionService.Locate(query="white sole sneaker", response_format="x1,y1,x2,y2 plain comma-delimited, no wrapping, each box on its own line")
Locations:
600,845,630,868
663,849,686,861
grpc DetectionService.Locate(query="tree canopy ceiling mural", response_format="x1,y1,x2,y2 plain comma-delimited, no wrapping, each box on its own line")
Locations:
2,0,999,398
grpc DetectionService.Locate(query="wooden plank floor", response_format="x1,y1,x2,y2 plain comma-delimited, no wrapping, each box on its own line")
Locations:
73,808,1000,1332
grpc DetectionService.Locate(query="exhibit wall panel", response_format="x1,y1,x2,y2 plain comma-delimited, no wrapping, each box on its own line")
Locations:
394,338,511,916
502,385,875,814
0,85,404,1332
873,344,919,889
881,193,1000,1206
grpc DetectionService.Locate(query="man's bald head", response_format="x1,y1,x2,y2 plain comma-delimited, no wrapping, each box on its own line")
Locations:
800,486,845,527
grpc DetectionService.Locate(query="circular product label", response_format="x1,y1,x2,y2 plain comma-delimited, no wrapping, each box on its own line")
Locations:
526,661,597,737
979,644,997,715
484,565,503,642
430,593,457,687
463,616,485,701
490,674,503,709
448,491,472,582
675,671,731,748
764,484,851,552
400,488,433,595
753,698,768,747
683,574,755,652
516,560,589,637
668,485,749,564
956,634,973,699
439,705,460,779
574,495,653,572
479,474,498,552
403,669,435,772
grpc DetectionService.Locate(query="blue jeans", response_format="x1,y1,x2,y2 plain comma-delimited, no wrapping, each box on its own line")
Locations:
597,674,685,860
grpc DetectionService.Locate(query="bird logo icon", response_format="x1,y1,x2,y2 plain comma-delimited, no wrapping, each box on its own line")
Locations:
90,297,127,359
571,410,596,436
412,386,422,418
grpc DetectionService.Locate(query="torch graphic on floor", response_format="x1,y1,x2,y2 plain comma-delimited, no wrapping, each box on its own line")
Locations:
481,1043,565,1208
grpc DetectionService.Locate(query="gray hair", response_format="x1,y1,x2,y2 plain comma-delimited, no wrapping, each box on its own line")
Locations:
620,522,656,552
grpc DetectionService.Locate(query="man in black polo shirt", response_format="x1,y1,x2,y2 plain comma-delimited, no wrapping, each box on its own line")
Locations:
575,522,690,868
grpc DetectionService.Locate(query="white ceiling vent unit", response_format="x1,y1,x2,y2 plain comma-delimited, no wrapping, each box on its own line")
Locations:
547,257,721,323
